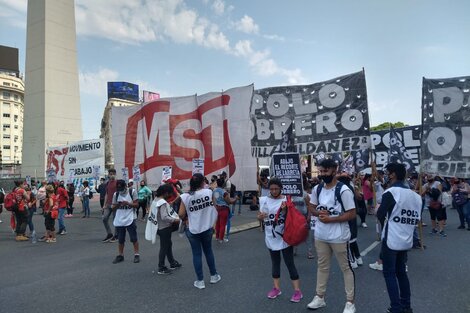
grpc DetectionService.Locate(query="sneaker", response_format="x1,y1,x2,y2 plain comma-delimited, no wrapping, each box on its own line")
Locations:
49,238,57,243
15,235,29,241
193,280,205,289
267,287,282,299
351,260,358,269
109,236,117,243
223,238,229,242
157,267,172,275
170,262,182,270
38,236,47,242
210,274,221,284
430,228,438,235
59,230,67,235
343,301,356,313
439,230,447,237
102,234,113,243
290,290,303,303
307,295,326,309
112,255,124,264
361,222,368,228
369,261,383,271
356,257,363,265
458,225,466,229
133,254,140,263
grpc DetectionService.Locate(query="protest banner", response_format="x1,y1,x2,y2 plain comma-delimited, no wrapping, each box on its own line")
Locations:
388,127,416,172
162,166,172,183
271,153,303,196
251,71,371,158
421,76,470,177
192,159,204,175
132,165,141,183
112,85,257,190
26,175,31,186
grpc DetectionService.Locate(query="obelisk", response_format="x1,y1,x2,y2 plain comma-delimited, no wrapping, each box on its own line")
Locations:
22,0,82,177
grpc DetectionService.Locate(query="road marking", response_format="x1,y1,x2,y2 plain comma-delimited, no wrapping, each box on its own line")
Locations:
360,241,380,257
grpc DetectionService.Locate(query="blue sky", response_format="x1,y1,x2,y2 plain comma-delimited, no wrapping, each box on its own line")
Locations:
1,0,469,140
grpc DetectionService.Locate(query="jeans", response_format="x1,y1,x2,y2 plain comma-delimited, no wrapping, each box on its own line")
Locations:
82,197,90,217
231,191,242,214
381,241,411,313
102,206,116,237
463,202,470,227
226,210,233,238
27,207,35,232
157,227,176,269
58,208,66,231
185,228,217,281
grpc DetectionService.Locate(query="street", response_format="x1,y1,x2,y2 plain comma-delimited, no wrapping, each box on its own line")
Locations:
1,200,469,313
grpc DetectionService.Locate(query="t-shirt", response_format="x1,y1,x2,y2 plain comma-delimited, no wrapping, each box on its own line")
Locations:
181,189,217,234
112,189,138,227
138,186,153,201
260,196,289,251
213,187,229,207
423,181,442,206
105,180,117,205
310,183,355,243
56,187,68,208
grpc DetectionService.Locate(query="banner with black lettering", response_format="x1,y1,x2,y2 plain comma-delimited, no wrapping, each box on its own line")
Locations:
388,127,416,172
421,76,470,178
251,71,371,157
46,139,105,182
271,153,303,196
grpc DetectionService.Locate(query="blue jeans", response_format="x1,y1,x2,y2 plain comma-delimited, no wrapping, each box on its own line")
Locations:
185,228,217,281
27,207,35,232
231,191,242,214
226,211,233,238
82,197,90,217
463,202,470,227
58,208,66,231
381,241,411,313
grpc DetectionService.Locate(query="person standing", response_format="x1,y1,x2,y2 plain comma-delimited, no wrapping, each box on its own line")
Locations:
451,178,470,230
213,178,237,243
307,159,356,313
257,177,303,303
56,181,69,234
81,181,91,218
12,180,30,241
112,179,140,264
97,178,107,210
102,169,118,242
178,173,221,290
153,184,182,274
66,183,75,217
36,180,47,214
421,175,446,236
137,180,153,221
25,186,37,239
43,185,58,243
377,163,421,313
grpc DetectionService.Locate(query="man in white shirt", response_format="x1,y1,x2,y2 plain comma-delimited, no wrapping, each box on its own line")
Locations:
307,159,357,313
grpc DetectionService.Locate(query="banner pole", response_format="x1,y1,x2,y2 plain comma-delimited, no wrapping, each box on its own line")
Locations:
417,172,425,250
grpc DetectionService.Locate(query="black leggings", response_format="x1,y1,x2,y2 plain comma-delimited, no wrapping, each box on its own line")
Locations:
269,246,299,280
157,227,176,268
67,197,74,215
137,199,147,219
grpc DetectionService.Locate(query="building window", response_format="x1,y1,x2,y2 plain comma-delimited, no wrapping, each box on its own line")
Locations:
14,146,18,152
14,125,18,129
3,124,10,128
14,94,18,101
3,113,10,118
3,145,10,150
3,92,10,99
3,135,10,139
2,82,10,86
14,114,18,122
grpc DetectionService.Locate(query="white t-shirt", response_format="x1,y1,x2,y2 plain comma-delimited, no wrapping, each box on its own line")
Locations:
181,189,217,234
310,183,355,243
423,181,442,206
260,196,289,251
112,189,138,227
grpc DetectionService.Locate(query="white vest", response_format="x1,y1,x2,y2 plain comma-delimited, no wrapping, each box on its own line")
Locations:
381,187,422,250
259,196,289,251
181,189,217,234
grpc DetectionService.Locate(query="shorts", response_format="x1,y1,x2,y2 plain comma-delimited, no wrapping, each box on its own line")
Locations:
428,206,446,221
115,221,138,244
44,213,55,231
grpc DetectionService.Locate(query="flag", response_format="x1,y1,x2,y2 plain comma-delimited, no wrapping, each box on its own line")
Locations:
341,154,355,174
388,126,416,172
272,122,296,155
353,149,369,172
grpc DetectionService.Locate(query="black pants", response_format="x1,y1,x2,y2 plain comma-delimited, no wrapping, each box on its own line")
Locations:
99,197,105,209
137,199,147,219
357,200,367,224
454,201,466,226
67,197,75,215
157,227,176,269
269,246,299,280
15,209,29,235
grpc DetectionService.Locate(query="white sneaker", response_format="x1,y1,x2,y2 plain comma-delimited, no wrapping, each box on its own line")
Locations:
223,238,229,242
356,257,363,265
351,260,358,269
369,261,383,271
307,295,326,309
210,274,221,284
343,301,356,313
194,280,205,289
361,222,368,228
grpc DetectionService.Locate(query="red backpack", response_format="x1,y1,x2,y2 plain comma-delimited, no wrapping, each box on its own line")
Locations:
4,192,17,211
275,196,309,246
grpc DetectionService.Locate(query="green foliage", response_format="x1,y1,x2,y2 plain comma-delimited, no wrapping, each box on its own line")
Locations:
371,122,408,131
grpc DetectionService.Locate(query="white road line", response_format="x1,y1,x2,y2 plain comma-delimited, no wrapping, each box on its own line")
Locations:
360,241,381,257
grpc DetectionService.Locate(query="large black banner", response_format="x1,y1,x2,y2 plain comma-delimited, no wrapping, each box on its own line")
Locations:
421,76,470,178
388,127,416,172
250,71,371,157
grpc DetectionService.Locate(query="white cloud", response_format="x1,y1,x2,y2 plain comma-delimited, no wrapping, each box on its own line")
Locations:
79,68,119,96
263,34,285,42
234,15,259,34
211,0,225,15
0,0,27,28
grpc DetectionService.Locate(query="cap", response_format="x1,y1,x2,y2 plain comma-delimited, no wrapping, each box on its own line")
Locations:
128,179,134,184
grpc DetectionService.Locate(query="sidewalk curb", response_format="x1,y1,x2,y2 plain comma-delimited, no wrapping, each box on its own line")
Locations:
229,221,260,234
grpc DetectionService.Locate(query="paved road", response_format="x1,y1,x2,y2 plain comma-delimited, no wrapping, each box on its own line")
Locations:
1,200,469,313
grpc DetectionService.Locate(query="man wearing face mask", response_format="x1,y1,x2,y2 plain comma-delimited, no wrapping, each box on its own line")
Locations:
307,159,357,313
102,169,118,243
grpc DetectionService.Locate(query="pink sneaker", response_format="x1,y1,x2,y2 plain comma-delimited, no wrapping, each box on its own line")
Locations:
267,287,282,299
290,290,303,303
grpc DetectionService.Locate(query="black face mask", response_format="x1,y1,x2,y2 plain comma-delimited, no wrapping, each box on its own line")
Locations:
320,174,334,184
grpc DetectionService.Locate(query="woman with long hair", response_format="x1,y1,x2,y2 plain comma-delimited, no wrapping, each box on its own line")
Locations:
179,173,220,289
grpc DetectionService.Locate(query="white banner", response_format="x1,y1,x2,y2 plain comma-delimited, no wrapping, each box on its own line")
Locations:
192,158,204,175
112,85,258,191
46,138,105,181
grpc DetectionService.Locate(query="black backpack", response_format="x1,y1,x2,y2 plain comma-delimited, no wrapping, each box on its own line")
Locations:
429,188,441,201
230,183,236,198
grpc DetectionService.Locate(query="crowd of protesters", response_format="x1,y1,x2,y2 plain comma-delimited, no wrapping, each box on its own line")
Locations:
1,163,469,313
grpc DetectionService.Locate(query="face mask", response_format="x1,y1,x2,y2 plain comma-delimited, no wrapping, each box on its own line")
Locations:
109,174,116,180
321,174,334,184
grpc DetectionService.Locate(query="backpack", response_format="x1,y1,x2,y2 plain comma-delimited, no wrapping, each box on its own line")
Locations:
114,188,134,203
4,192,17,211
452,190,468,206
429,188,441,201
274,196,309,246
316,181,349,212
88,189,93,199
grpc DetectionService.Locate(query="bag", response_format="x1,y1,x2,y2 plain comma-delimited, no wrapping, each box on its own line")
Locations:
230,183,236,198
51,210,59,219
88,190,93,199
429,188,441,201
452,191,468,206
429,199,442,210
275,197,308,246
170,221,180,232
4,192,17,211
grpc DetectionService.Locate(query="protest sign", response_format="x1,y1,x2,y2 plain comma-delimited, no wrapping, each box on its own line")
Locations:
192,159,204,175
271,153,303,196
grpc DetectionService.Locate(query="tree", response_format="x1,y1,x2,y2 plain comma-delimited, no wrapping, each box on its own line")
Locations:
370,122,408,131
